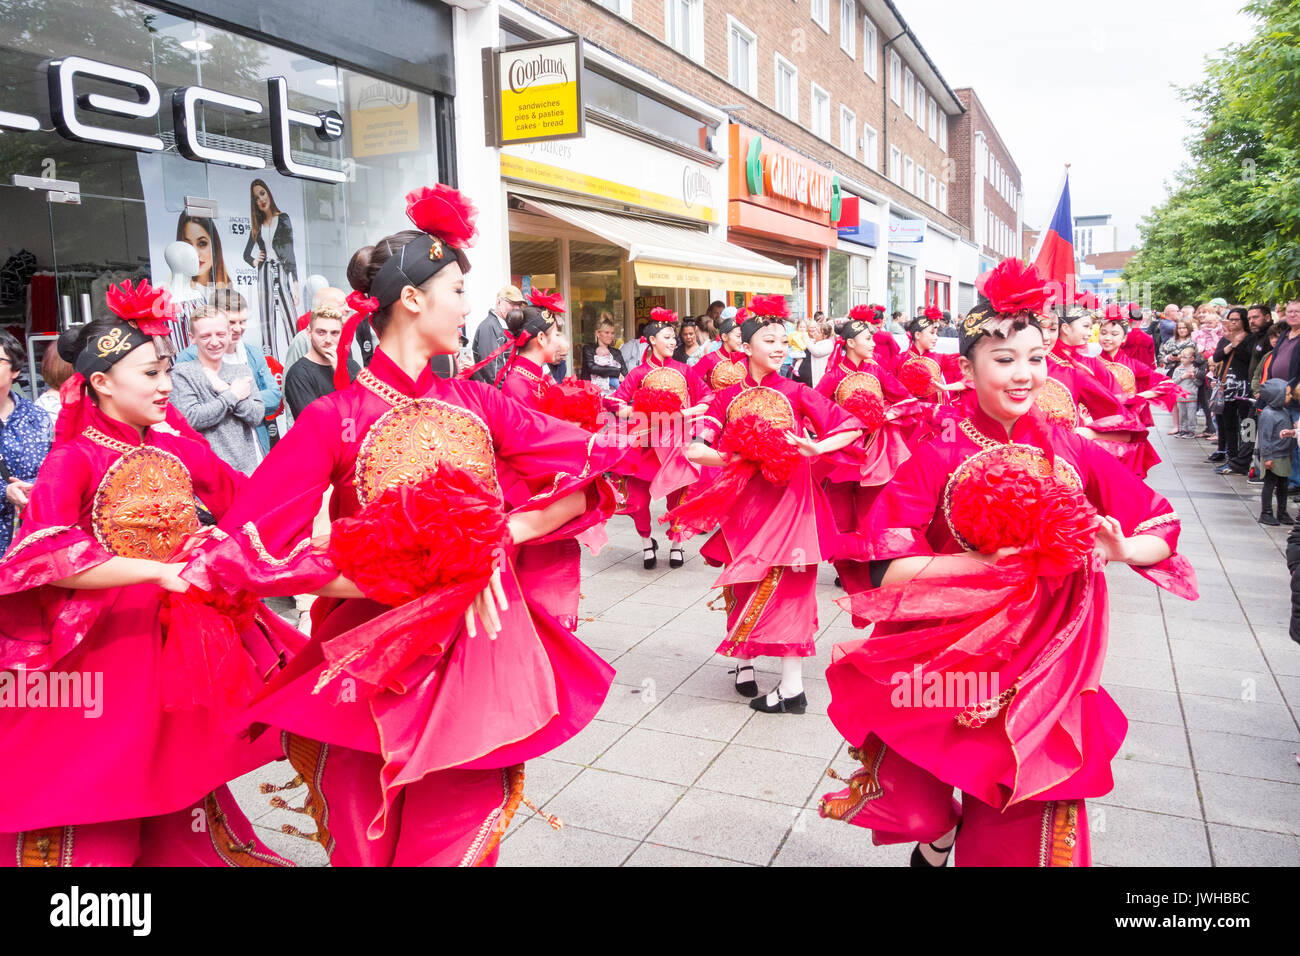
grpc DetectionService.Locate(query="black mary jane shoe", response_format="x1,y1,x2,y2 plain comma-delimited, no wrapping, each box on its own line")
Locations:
909,837,956,867
643,538,659,570
669,546,685,569
729,664,759,698
749,687,808,714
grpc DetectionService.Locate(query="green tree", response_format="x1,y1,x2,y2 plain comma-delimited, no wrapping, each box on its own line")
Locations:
1124,0,1298,304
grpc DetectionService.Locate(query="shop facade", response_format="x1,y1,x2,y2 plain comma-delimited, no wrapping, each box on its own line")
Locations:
830,194,879,318
0,0,456,368
726,123,838,320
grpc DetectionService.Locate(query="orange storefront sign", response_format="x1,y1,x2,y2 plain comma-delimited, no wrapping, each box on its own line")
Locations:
727,124,838,248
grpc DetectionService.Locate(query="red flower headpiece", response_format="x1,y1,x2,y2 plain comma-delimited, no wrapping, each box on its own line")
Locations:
868,303,886,315
924,305,943,322
735,307,751,323
529,288,566,315
1101,303,1125,322
1125,301,1143,320
405,184,478,249
649,307,677,324
976,258,1052,316
748,294,789,320
1074,290,1101,310
105,279,175,336
848,304,876,323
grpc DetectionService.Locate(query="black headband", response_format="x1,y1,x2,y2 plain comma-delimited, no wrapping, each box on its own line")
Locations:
371,233,462,309
906,316,935,335
642,321,672,340
839,319,872,341
958,306,1042,356
74,320,152,377
741,316,784,343
717,317,738,335
514,307,556,345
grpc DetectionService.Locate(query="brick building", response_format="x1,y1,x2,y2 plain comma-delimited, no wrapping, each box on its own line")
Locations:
949,87,1022,310
453,0,987,347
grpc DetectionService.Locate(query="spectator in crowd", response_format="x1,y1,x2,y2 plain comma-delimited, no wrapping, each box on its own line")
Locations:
1172,346,1201,438
803,315,835,385
471,284,524,385
1246,303,1275,384
580,314,630,394
674,317,707,365
284,286,349,372
783,315,807,378
621,322,648,368
1265,300,1300,385
936,310,959,339
35,343,74,428
706,300,725,327
0,330,52,554
1160,317,1196,370
283,304,360,420
1210,307,1253,472
1193,303,1222,356
888,310,906,334
698,316,720,355
177,288,281,452
1256,379,1296,525
1253,320,1285,394
170,305,264,475
1157,303,1180,350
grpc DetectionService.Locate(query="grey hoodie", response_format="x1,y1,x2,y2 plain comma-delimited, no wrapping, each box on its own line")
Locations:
1256,379,1295,461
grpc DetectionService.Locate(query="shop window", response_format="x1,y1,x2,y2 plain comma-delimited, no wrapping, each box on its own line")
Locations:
568,239,624,364
828,250,849,318
509,230,562,306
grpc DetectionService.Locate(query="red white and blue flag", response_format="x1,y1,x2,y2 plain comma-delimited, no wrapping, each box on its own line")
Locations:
1031,167,1077,298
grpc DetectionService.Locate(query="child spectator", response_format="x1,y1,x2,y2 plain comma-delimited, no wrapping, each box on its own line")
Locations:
1172,346,1200,437
1256,379,1296,525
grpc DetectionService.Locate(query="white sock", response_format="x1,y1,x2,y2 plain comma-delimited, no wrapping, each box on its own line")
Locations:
764,659,804,705
642,536,655,551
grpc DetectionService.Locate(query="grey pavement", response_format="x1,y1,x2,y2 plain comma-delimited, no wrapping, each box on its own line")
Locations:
236,408,1300,866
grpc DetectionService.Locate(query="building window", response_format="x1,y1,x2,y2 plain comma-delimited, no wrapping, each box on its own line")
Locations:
863,123,878,170
596,0,630,15
938,112,947,152
916,164,925,197
889,50,901,104
938,182,947,215
863,16,878,79
810,83,830,139
889,145,901,185
840,0,855,57
811,0,830,32
839,105,856,156
915,83,925,129
774,54,798,121
928,98,938,141
665,0,702,59
727,17,757,95
903,67,914,117
904,155,914,194
928,173,937,206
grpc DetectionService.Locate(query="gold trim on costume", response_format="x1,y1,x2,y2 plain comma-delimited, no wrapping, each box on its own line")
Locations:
1133,512,1180,535
91,446,200,560
1038,800,1079,867
722,567,784,656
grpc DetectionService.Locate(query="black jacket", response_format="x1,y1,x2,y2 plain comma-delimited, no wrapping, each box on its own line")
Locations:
579,343,629,384
242,213,297,279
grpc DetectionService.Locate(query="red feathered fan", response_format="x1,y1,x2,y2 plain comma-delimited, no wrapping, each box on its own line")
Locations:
529,288,566,315
540,377,603,432
106,279,175,336
847,304,876,323
975,258,1051,316
898,359,935,397
1075,290,1101,310
949,457,1098,577
405,184,478,248
924,305,943,322
748,294,790,320
841,390,886,432
719,414,802,485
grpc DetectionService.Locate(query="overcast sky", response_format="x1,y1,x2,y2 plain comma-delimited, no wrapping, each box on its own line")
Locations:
900,0,1259,249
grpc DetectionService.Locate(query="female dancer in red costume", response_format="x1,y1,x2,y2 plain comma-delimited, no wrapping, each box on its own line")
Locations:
0,282,301,866
813,307,914,602
896,307,966,405
692,311,747,392
606,309,711,569
666,299,862,711
1043,302,1161,477
1096,307,1179,428
819,259,1197,866
182,186,620,866
494,289,601,631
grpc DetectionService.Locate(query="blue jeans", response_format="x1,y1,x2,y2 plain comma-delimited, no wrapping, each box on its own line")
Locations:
1290,446,1300,490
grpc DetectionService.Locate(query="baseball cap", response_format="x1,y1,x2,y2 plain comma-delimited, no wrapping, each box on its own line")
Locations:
720,306,738,320
496,284,524,303
1209,297,1228,308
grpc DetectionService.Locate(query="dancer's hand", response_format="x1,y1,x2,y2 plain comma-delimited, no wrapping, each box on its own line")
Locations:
785,430,821,457
466,567,509,640
157,562,192,594
1093,515,1129,563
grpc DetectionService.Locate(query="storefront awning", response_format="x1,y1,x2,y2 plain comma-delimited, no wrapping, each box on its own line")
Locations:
520,197,794,294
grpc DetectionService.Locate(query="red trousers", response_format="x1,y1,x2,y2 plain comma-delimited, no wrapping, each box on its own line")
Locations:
819,734,1091,867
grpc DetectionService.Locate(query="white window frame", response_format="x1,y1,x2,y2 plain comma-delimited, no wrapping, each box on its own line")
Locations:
915,83,925,129
916,164,925,197
839,104,856,157
840,0,855,57
811,0,830,33
863,16,878,80
810,82,831,140
774,53,798,122
664,0,704,59
726,16,758,96
938,182,947,215
938,112,947,152
928,173,937,206
928,97,938,141
904,155,914,195
889,145,901,185
863,123,878,170
596,0,631,15
889,50,901,104
903,67,914,117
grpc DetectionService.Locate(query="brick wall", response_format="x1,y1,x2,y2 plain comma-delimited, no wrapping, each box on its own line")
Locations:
951,87,1021,260
509,0,966,235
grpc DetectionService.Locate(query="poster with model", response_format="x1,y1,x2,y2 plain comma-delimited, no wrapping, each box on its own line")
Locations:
136,154,307,364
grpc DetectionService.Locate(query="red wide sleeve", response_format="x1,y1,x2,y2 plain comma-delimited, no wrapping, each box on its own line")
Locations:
694,389,729,444
863,442,949,561
0,444,115,670
499,368,537,407
798,381,863,440
606,363,645,412
687,363,713,406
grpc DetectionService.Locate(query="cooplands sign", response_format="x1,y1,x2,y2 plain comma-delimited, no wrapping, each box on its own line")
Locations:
484,36,585,147
0,55,346,183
